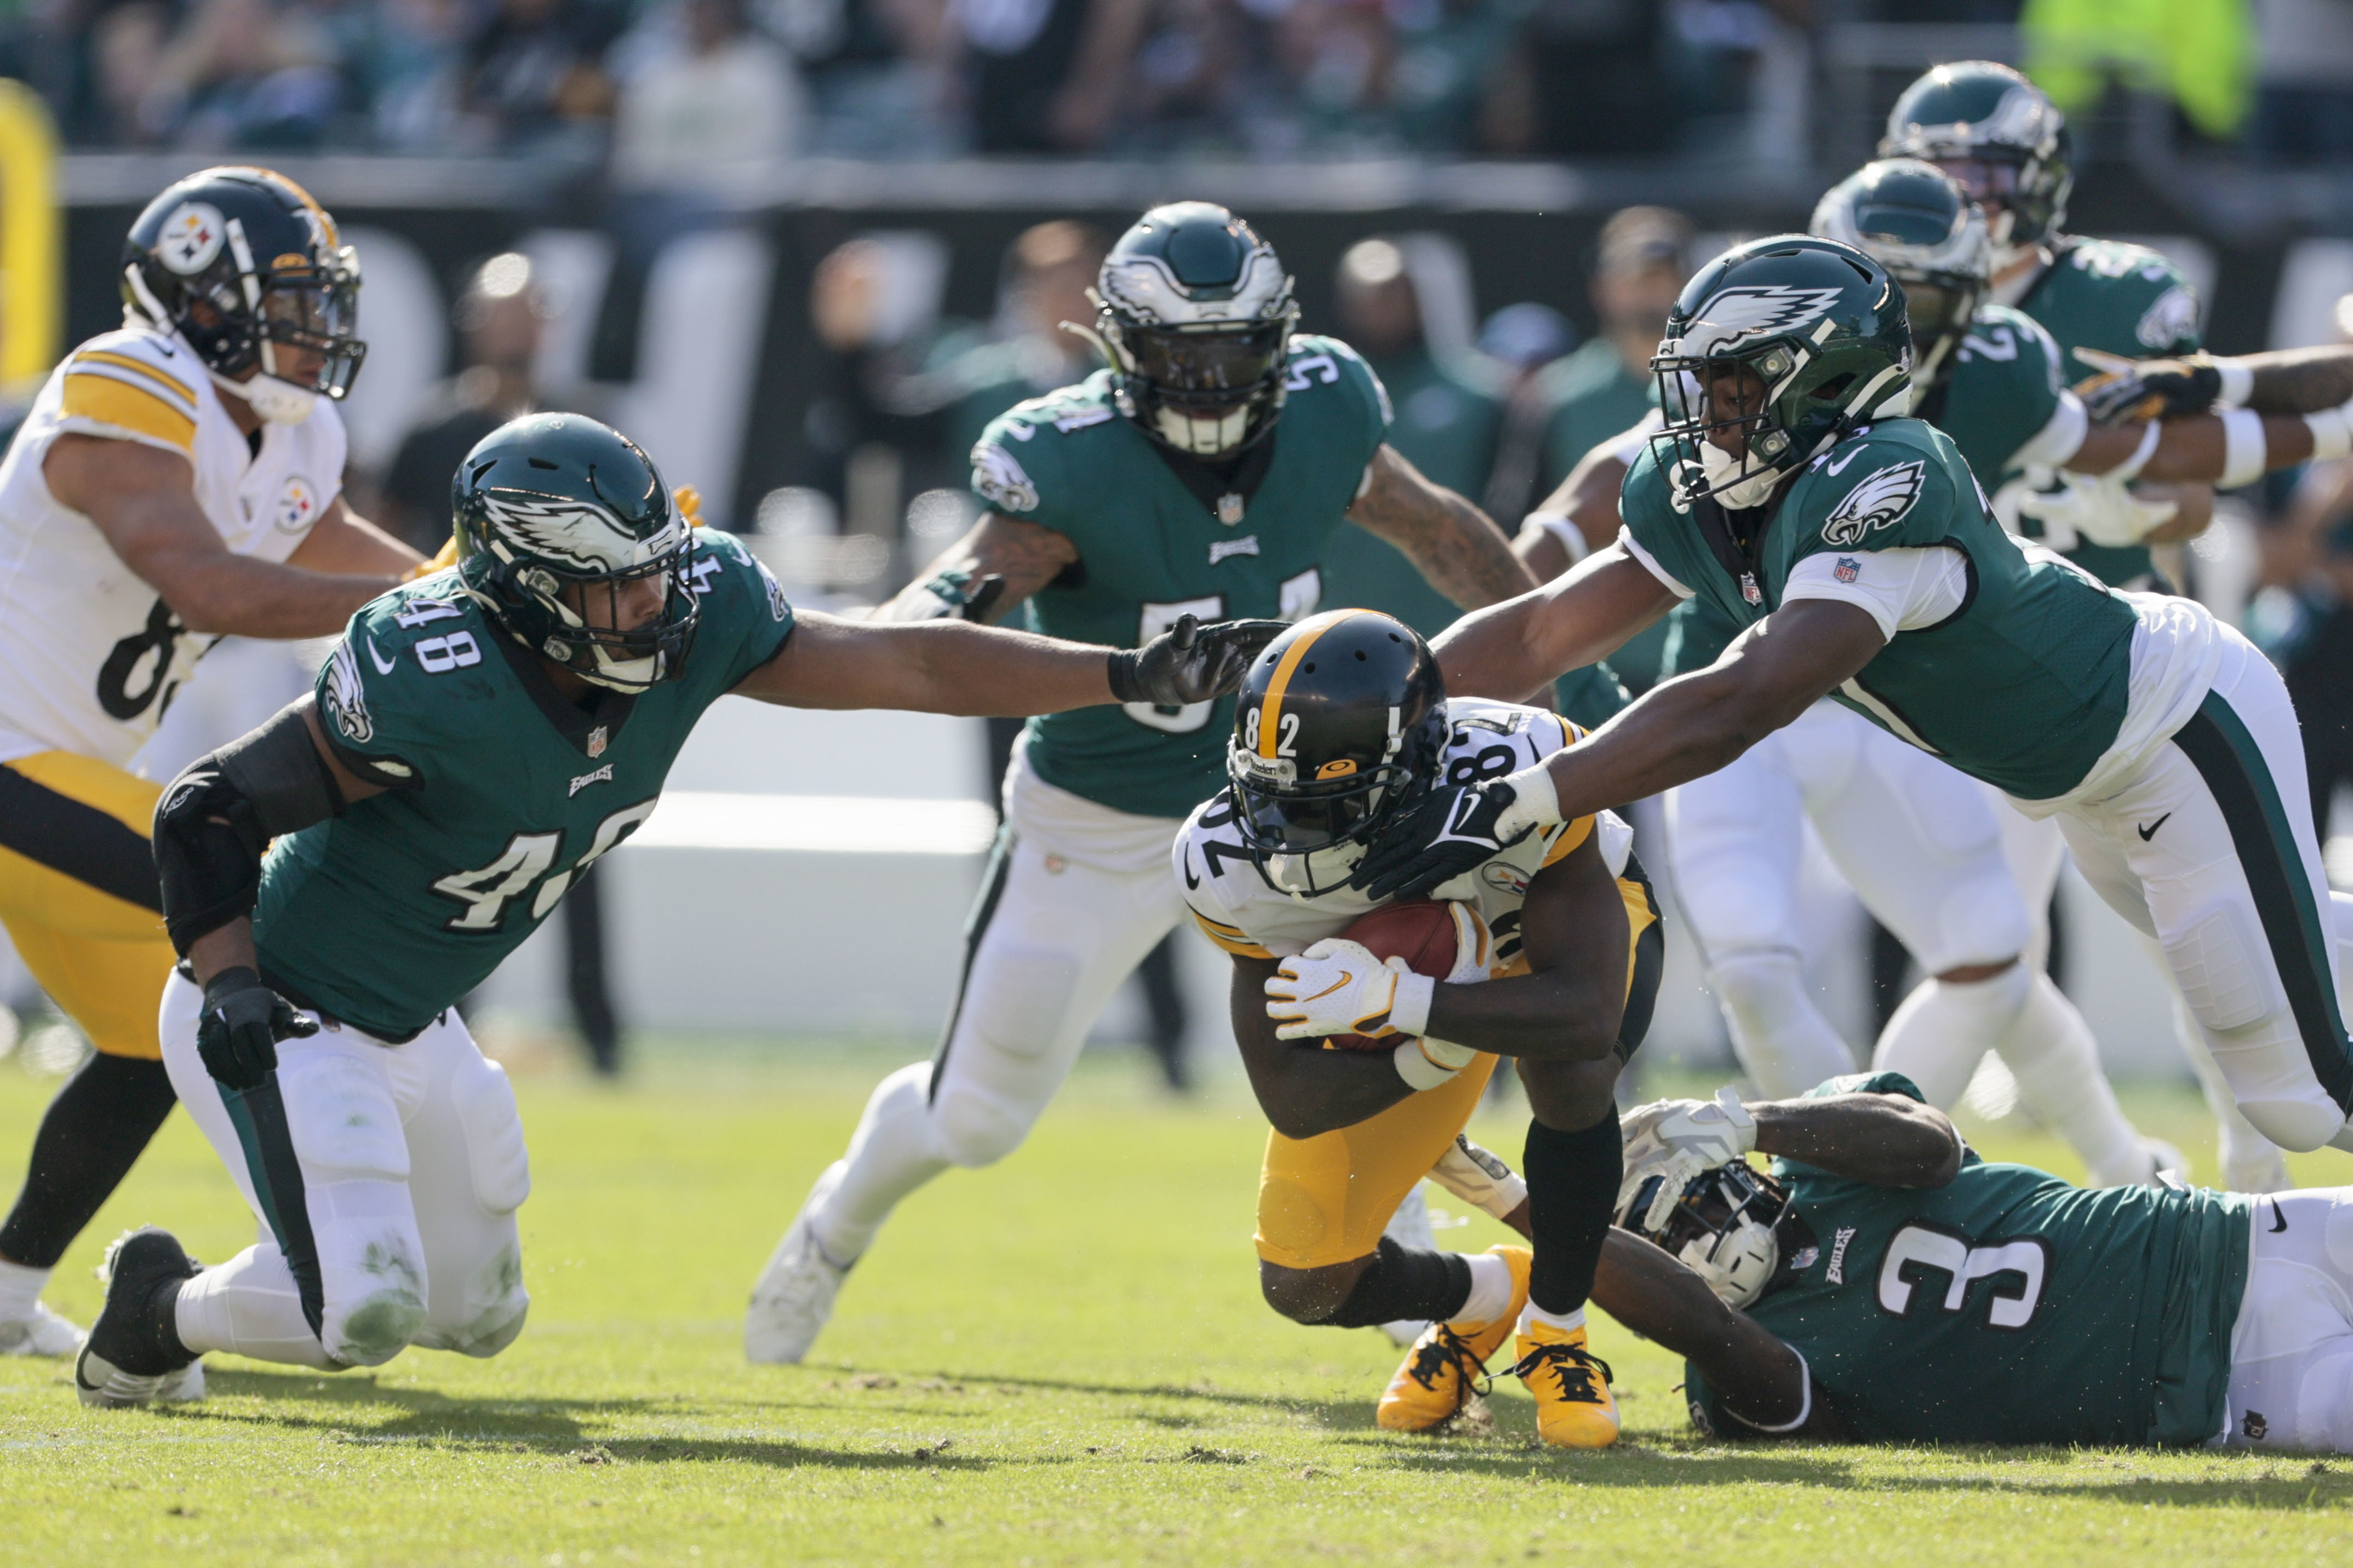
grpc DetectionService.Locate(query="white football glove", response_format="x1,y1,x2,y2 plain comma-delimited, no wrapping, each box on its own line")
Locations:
2015,470,2178,550
1618,1086,1759,1232
1265,939,1433,1042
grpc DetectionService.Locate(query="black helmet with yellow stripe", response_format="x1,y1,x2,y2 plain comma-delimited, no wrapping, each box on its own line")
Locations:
1225,610,1446,884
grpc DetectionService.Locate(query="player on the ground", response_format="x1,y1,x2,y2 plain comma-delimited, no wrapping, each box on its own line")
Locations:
0,166,424,1364
1176,610,1661,1448
70,412,1274,1408
1354,233,2353,1160
745,203,1538,1365
1601,1072,2353,1451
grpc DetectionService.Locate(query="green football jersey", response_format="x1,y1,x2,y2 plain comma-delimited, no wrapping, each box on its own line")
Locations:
1621,418,2139,799
256,530,794,1039
1685,1073,2252,1448
2014,237,2204,587
973,334,1389,820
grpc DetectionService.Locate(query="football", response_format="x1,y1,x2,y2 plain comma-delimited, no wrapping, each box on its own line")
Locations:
1328,899,1459,1049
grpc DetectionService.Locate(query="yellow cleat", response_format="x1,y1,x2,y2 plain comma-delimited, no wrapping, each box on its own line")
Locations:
1511,1318,1619,1448
1376,1245,1530,1433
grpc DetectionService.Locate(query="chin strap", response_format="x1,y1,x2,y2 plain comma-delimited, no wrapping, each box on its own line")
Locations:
210,368,317,426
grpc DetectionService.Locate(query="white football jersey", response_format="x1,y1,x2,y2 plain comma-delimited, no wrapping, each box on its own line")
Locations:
0,325,346,767
1173,698,1632,968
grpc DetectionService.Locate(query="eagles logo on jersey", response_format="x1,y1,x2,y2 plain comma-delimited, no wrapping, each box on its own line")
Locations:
1820,461,1927,547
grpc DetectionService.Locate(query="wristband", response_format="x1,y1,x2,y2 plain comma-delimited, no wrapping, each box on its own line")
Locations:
2215,359,2254,410
2307,400,2353,463
2108,419,2162,485
1493,763,1563,840
1525,510,1588,564
2218,407,2268,489
202,964,263,1007
1105,648,1142,703
1393,1035,1475,1090
1386,970,1436,1039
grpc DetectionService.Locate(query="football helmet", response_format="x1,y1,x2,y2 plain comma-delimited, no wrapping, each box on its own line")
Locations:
1616,1159,1792,1309
1880,61,2071,272
1087,202,1298,457
1650,236,1912,510
450,413,699,692
121,166,364,424
1811,159,1989,391
1226,609,1446,895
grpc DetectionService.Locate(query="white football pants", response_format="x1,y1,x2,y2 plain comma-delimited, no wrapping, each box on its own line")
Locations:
159,973,531,1371
2222,1188,2353,1452
809,753,1185,1265
2047,627,2353,1155
1669,700,2152,1185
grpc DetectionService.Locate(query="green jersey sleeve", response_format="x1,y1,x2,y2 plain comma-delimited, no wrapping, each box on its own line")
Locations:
1285,332,1393,468
679,527,797,699
967,377,1111,543
1937,305,2071,480
2025,238,2203,380
314,582,472,791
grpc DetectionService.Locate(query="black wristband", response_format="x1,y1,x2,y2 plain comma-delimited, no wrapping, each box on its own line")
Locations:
202,965,262,1006
1106,648,1142,704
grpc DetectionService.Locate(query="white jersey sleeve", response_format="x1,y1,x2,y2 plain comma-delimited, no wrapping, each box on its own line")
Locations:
1779,545,1971,641
53,331,205,459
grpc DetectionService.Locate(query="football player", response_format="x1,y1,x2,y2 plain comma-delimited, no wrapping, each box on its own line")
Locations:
746,203,1538,1364
1354,234,2353,1163
72,412,1272,1406
1176,610,1662,1448
1604,1075,2353,1452
0,167,423,1365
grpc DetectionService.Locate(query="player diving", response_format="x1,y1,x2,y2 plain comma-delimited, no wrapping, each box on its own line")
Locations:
745,202,1541,1364
1176,610,1662,1449
71,412,1278,1407
0,165,427,1372
1601,1073,2353,1453
1352,229,2353,1162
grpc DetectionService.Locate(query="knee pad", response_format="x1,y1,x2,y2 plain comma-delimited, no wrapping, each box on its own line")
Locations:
2164,902,2280,1033
1708,950,1809,1033
1924,874,2033,974
452,1058,531,1216
960,944,1083,1068
283,1049,407,1184
325,1280,428,1367
928,944,1084,1167
929,1083,1035,1169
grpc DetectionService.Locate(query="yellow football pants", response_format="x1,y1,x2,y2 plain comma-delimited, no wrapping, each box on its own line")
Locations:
0,752,170,1060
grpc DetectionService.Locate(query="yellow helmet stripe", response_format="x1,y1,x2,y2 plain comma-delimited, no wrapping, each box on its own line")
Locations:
1256,608,1373,760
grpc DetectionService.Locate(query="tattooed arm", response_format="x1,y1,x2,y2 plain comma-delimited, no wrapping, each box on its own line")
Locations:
1346,443,1541,610
875,510,1081,624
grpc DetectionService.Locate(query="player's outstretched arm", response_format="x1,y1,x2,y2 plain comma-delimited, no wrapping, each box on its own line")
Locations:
873,510,1080,625
1588,1230,1825,1437
283,494,426,578
1513,439,1638,582
2079,343,2353,424
1744,1090,1963,1187
1228,954,1423,1140
47,435,405,637
1416,831,1628,1060
732,608,1281,717
1346,443,1539,610
1433,545,1678,708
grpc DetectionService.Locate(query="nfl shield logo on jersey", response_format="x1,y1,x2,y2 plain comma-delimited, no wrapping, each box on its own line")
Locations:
1835,556,1859,584
587,725,609,758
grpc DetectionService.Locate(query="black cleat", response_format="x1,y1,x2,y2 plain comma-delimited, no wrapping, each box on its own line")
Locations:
75,1227,201,1410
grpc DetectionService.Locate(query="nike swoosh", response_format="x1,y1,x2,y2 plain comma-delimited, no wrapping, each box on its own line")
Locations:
2269,1199,2287,1234
2138,813,2172,842
1301,973,1352,1003
1824,448,1863,475
366,636,397,675
1182,848,1200,891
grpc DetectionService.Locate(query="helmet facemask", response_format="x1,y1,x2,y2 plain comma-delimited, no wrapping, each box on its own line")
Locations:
1619,1161,1793,1309
1653,348,1813,510
1098,305,1296,457
1225,698,1445,898
512,548,700,692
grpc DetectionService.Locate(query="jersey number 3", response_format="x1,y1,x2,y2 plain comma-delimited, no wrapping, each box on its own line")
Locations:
1877,1223,2048,1330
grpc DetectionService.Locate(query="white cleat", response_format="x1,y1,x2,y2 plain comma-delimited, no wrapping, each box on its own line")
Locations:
1377,1183,1438,1348
156,1359,205,1403
0,1300,84,1358
2223,1140,2293,1195
745,1162,853,1365
2144,1138,2190,1188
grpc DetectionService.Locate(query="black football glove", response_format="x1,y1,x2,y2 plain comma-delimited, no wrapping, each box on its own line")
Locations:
1349,777,1534,902
2076,349,2223,426
1108,615,1289,708
196,966,318,1093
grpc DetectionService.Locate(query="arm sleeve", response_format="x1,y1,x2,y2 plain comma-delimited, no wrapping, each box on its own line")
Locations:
1779,545,1969,640
2014,389,2091,472
1615,525,1695,599
314,635,430,790
691,530,797,690
55,340,202,457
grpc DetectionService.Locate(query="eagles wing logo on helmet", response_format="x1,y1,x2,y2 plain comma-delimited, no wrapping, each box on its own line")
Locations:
1676,286,1845,357
1978,84,2062,152
477,492,654,573
1821,460,1927,547
972,442,1040,513
1096,241,1287,327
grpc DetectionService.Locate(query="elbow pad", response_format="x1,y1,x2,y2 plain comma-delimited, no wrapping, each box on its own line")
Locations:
153,702,343,956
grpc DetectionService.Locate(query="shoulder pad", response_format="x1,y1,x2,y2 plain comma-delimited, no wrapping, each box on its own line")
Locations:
1286,334,1394,427
1797,423,1960,550
59,329,206,453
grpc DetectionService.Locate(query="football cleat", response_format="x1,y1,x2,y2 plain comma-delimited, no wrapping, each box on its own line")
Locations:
0,1300,84,1358
1376,1244,1531,1433
75,1227,202,1410
1377,1185,1439,1347
745,1162,854,1365
1510,1319,1619,1449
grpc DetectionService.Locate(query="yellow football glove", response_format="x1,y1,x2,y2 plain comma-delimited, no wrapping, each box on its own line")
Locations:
676,484,704,527
404,535,460,581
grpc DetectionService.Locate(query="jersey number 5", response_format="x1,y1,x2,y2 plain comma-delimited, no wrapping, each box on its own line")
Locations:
1876,1224,2048,1330
431,797,659,932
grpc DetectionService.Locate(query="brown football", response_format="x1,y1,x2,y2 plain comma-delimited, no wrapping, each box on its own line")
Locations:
1328,899,1458,1050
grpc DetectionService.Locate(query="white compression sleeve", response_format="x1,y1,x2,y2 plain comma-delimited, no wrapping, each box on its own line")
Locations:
1870,964,2033,1110
1996,972,2151,1187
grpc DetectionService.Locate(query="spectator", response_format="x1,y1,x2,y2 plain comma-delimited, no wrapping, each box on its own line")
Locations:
143,0,342,149
1317,235,1503,639
89,2,174,147
2249,0,2353,164
354,0,472,150
456,0,622,153
1499,0,1676,157
611,0,807,201
782,0,961,156
932,219,1110,459
959,0,1148,152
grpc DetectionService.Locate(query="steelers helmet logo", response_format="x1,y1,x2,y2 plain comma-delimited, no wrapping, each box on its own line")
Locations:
274,474,322,533
157,202,226,275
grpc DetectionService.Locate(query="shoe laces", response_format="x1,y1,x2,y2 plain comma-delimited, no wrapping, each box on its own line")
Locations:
1403,1324,1494,1401
1509,1339,1613,1405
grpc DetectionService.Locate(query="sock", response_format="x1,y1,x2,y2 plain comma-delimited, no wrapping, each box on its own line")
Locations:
176,1247,337,1371
0,1257,49,1319
1870,963,2032,1110
1708,950,1856,1099
1522,1107,1621,1316
1321,1238,1472,1328
1518,1301,1587,1335
1997,973,2150,1187
810,1062,948,1264
0,1054,178,1268
2177,992,2288,1190
1452,1250,1515,1326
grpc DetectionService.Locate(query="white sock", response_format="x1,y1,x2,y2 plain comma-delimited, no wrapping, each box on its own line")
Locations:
810,1061,948,1265
1709,950,1857,1099
1997,973,2149,1187
1452,1251,1515,1326
1518,1301,1585,1335
0,1257,49,1319
1871,962,2031,1110
176,1245,338,1370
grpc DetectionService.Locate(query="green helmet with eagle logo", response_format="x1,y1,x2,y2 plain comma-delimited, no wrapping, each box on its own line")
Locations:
1650,235,1913,510
449,413,700,692
1881,61,2072,268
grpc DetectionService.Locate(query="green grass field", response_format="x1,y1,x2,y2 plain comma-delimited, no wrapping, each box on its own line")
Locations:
3,1039,2352,1566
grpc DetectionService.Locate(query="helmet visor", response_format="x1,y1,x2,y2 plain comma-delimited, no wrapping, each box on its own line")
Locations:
257,246,366,398
1932,157,2022,214
1127,321,1288,406
1227,755,1415,855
